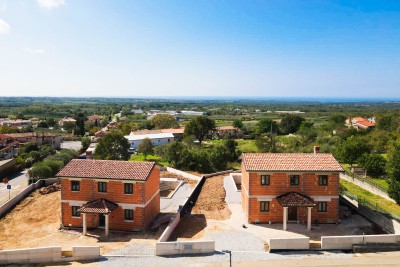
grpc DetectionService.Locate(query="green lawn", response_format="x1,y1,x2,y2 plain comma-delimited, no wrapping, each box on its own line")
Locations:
237,140,259,153
129,153,169,166
368,177,390,191
340,179,400,217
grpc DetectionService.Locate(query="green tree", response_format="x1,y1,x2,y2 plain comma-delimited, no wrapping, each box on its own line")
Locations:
46,118,56,127
386,143,400,203
37,121,49,128
255,135,277,152
358,154,386,176
223,138,239,162
43,159,64,176
81,137,91,152
165,141,186,168
335,136,371,166
94,131,130,160
297,122,317,145
255,118,278,135
151,114,178,129
74,113,86,136
137,138,154,160
0,126,17,134
184,116,215,144
28,163,52,181
280,114,305,135
233,118,243,129
63,121,77,133
23,142,39,154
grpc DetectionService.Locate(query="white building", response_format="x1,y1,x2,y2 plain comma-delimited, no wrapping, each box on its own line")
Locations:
124,132,174,151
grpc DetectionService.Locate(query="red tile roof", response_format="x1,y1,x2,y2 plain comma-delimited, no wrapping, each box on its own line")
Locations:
217,126,236,131
57,159,155,181
77,198,118,214
0,134,11,141
276,192,316,207
160,128,185,134
242,153,343,172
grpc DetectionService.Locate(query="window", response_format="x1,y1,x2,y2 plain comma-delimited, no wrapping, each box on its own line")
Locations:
260,201,270,212
319,175,328,186
72,206,80,217
290,175,300,185
318,202,327,212
124,209,134,220
98,182,107,193
261,175,270,185
124,183,133,194
71,181,80,191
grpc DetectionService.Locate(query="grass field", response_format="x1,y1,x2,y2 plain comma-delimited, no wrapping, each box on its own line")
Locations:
237,139,259,153
129,153,169,166
340,179,400,217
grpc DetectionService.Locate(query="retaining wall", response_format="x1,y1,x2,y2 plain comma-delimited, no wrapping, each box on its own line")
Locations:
341,195,400,234
0,246,100,265
158,212,181,242
340,173,394,202
204,170,233,178
268,237,310,251
0,177,59,218
321,234,400,250
155,241,215,256
166,167,201,181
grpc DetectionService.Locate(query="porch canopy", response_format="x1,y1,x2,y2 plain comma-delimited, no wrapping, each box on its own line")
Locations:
276,192,316,231
77,198,118,237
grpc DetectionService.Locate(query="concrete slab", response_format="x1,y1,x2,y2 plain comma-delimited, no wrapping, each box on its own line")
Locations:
160,182,194,213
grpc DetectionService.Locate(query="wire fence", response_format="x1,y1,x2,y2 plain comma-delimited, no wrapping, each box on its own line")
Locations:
341,189,400,222
352,174,389,193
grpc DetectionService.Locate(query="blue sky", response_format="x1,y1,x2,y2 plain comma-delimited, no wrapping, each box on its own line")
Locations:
0,0,399,98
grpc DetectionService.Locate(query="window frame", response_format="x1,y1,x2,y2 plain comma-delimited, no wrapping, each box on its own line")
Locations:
318,175,329,186
290,175,300,186
71,206,80,217
124,183,133,195
98,181,107,193
71,180,80,192
318,202,328,212
261,175,270,186
124,209,134,221
260,201,270,212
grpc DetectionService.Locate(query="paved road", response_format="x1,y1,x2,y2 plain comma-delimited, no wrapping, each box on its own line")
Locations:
0,169,29,205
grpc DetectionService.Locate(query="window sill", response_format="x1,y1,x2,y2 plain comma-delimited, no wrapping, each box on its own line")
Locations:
72,216,81,218
71,191,80,192
124,220,134,222
260,211,270,213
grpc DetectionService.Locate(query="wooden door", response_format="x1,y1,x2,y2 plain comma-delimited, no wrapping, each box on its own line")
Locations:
288,207,297,221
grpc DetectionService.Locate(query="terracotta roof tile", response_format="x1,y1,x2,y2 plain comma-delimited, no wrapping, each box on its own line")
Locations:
57,159,155,181
242,153,343,172
77,198,118,214
276,192,316,207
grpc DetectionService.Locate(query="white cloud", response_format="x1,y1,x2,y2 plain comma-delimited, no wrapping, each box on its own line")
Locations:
23,48,45,54
0,18,10,35
37,0,65,9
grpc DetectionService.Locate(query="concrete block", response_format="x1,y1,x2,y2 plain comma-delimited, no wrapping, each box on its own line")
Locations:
72,246,100,260
269,237,309,251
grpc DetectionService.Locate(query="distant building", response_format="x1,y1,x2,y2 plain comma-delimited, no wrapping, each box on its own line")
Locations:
86,115,104,125
216,126,243,139
58,117,76,126
345,117,375,130
0,118,32,129
0,134,19,159
125,132,174,151
7,132,63,149
57,159,160,235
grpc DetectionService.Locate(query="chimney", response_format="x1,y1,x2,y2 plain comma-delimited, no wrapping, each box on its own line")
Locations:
313,146,320,154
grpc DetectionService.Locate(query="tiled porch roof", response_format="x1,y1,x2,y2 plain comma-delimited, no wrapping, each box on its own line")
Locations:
77,198,118,214
276,192,316,207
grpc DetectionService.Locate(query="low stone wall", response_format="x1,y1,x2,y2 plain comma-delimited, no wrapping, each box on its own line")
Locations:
158,212,181,242
268,237,309,251
0,246,100,265
321,234,400,250
155,241,215,256
0,178,59,218
341,195,400,234
0,246,61,265
166,167,201,181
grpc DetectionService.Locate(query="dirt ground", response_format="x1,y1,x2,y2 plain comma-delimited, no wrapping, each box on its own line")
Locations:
191,175,231,220
0,190,161,254
160,171,198,187
168,214,207,241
